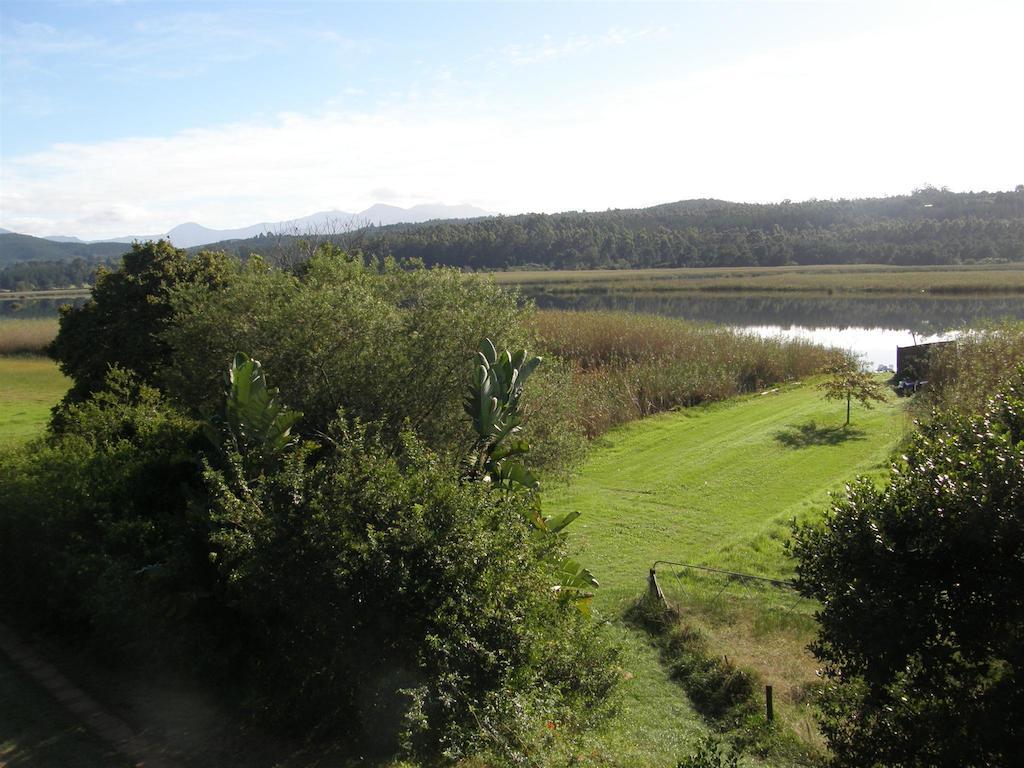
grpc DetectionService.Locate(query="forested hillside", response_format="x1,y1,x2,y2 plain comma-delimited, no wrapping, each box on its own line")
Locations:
221,186,1024,270
0,233,125,266
0,258,113,291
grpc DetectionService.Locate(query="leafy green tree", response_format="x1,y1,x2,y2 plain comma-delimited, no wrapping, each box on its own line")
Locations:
791,370,1024,767
163,246,528,454
48,240,228,404
817,353,887,425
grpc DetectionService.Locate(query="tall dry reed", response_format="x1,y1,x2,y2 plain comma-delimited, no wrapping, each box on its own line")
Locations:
533,310,833,437
924,321,1024,415
0,317,58,355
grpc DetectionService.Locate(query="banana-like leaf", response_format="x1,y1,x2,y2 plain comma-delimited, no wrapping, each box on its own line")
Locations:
488,438,531,463
557,557,600,589
481,338,497,366
542,510,581,533
207,353,301,475
496,461,539,491
553,557,599,615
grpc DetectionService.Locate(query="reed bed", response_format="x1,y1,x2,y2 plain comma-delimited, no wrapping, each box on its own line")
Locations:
0,317,58,355
924,321,1024,415
498,263,1024,296
533,310,834,437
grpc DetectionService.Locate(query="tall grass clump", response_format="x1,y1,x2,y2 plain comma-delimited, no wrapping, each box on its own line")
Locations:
533,310,833,436
924,320,1024,414
0,317,59,355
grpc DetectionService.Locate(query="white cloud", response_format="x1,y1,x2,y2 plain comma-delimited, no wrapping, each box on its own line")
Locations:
499,26,663,67
2,4,1022,239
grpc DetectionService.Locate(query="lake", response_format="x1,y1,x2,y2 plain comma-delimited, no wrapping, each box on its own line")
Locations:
527,292,1024,369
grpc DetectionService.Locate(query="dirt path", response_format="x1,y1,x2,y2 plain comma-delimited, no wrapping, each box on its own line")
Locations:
0,621,179,768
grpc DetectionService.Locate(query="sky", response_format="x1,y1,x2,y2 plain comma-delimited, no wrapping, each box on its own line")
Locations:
1,0,1022,240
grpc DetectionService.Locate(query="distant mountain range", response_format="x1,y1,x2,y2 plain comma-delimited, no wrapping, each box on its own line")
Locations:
12,203,490,250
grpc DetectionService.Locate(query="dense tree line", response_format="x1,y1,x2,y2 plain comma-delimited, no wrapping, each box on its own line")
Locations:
0,232,126,267
341,188,1024,270
4,189,1022,287
0,256,112,291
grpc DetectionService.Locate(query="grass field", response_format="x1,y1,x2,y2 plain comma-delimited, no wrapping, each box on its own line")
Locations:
494,263,1024,295
0,356,67,445
553,376,908,765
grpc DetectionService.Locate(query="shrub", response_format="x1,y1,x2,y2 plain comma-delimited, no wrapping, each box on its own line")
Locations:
925,321,1024,416
163,248,530,454
201,423,620,760
791,368,1024,767
0,368,201,648
0,352,619,762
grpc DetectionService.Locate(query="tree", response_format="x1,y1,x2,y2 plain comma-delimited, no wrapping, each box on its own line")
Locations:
817,353,887,426
790,370,1024,767
48,240,229,404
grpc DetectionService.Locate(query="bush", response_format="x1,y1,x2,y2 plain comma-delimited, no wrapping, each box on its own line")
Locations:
201,423,619,759
0,368,201,648
0,355,619,762
163,248,531,455
791,368,1024,767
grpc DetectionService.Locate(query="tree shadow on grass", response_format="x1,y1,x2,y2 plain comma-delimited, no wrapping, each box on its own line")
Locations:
774,420,866,449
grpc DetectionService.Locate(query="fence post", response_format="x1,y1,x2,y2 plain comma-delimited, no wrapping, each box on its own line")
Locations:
648,567,665,604
765,685,774,722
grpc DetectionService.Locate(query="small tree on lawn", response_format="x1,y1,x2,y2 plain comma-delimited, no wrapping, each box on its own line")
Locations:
818,353,887,426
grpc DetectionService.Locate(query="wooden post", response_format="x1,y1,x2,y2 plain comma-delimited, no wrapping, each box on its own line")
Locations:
648,567,665,604
765,685,774,722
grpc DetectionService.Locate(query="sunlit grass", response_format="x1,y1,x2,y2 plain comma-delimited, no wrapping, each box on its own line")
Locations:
551,378,908,765
0,356,67,445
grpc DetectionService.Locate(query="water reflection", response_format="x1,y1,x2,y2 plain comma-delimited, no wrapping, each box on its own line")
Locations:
0,296,87,318
742,325,955,369
528,291,1023,368
529,292,1024,333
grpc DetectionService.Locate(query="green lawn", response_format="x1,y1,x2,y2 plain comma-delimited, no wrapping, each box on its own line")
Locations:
0,356,67,446
551,377,909,765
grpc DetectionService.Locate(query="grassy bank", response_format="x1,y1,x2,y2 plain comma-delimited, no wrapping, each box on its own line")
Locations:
497,263,1024,296
553,377,908,765
0,356,67,445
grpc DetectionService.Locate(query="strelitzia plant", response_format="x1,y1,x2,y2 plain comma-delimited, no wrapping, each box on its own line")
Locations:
464,338,598,613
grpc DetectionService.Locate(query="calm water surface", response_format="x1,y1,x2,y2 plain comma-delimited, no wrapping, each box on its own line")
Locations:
529,292,1024,369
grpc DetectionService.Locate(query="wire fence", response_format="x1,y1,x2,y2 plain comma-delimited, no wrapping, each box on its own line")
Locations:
648,559,818,628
